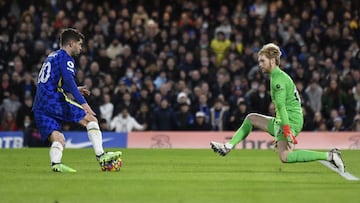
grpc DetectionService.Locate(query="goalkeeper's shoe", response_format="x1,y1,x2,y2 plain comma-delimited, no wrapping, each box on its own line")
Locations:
329,148,345,173
210,141,232,156
51,163,77,172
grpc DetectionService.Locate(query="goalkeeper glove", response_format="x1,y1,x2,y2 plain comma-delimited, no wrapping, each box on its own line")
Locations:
283,125,298,144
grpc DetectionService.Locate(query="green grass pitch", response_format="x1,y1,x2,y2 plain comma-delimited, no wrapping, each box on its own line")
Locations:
0,148,359,203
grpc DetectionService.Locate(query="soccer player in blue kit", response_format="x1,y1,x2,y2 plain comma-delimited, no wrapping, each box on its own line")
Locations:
33,28,122,172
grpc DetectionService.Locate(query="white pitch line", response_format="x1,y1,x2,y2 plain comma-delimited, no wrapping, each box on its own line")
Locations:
319,160,359,181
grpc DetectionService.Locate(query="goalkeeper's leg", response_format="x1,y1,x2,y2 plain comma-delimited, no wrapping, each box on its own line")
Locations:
277,141,345,172
277,140,327,163
211,113,273,156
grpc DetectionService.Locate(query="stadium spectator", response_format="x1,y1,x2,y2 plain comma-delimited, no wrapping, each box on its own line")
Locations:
247,82,271,114
106,38,123,60
158,82,172,103
211,71,231,100
352,83,360,112
337,105,352,130
302,105,315,131
110,106,145,132
0,72,11,102
295,80,310,108
0,111,19,131
22,119,46,147
86,87,102,116
117,92,138,116
210,31,231,65
164,57,180,82
249,0,268,19
209,99,229,131
191,111,212,131
112,80,128,107
228,101,249,131
351,114,360,131
174,91,191,111
136,88,151,105
153,70,167,90
191,93,211,124
152,98,176,131
214,16,232,39
228,76,247,107
174,103,194,131
321,79,346,119
1,91,22,118
305,79,323,113
86,61,105,87
19,71,37,102
10,71,22,99
312,111,328,131
134,102,152,130
188,69,203,91
102,73,116,94
331,117,346,131
178,51,196,75
99,93,114,126
16,95,34,130
99,118,111,132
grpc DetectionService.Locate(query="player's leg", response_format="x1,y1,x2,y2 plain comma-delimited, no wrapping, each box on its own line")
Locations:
211,113,272,156
79,114,105,158
278,140,327,163
274,118,327,164
277,139,345,172
48,131,76,172
61,101,106,158
229,113,273,145
269,118,328,163
79,113,122,171
33,111,76,172
63,100,122,171
48,131,65,165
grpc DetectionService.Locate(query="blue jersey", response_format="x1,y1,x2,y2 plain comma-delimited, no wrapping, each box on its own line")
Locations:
33,49,86,139
33,49,86,112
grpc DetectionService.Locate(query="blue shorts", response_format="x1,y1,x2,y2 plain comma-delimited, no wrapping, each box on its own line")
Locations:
34,100,86,141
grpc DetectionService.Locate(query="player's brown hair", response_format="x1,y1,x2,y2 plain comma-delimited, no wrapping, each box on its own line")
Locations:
59,28,85,47
258,43,282,66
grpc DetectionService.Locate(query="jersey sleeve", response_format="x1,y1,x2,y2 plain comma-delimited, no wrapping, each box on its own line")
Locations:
272,76,290,126
60,58,87,105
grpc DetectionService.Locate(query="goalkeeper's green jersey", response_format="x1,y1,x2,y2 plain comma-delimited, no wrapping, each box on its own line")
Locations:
269,66,303,134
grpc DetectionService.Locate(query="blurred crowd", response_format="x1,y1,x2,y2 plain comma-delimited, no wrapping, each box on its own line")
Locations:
0,0,360,137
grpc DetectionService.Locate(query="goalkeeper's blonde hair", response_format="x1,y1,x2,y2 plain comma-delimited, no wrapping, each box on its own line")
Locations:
258,43,282,66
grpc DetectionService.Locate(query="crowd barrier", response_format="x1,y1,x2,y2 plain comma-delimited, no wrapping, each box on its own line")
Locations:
0,131,359,150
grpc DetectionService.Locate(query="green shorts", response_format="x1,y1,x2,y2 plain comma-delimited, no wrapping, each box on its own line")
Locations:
267,118,303,142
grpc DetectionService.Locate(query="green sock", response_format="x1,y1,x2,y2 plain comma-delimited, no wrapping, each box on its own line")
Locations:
286,150,328,163
229,118,253,146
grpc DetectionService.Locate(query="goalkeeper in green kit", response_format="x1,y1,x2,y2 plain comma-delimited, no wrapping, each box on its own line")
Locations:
210,43,345,172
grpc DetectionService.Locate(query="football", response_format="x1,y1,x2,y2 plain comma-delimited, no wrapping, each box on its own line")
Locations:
100,157,123,172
